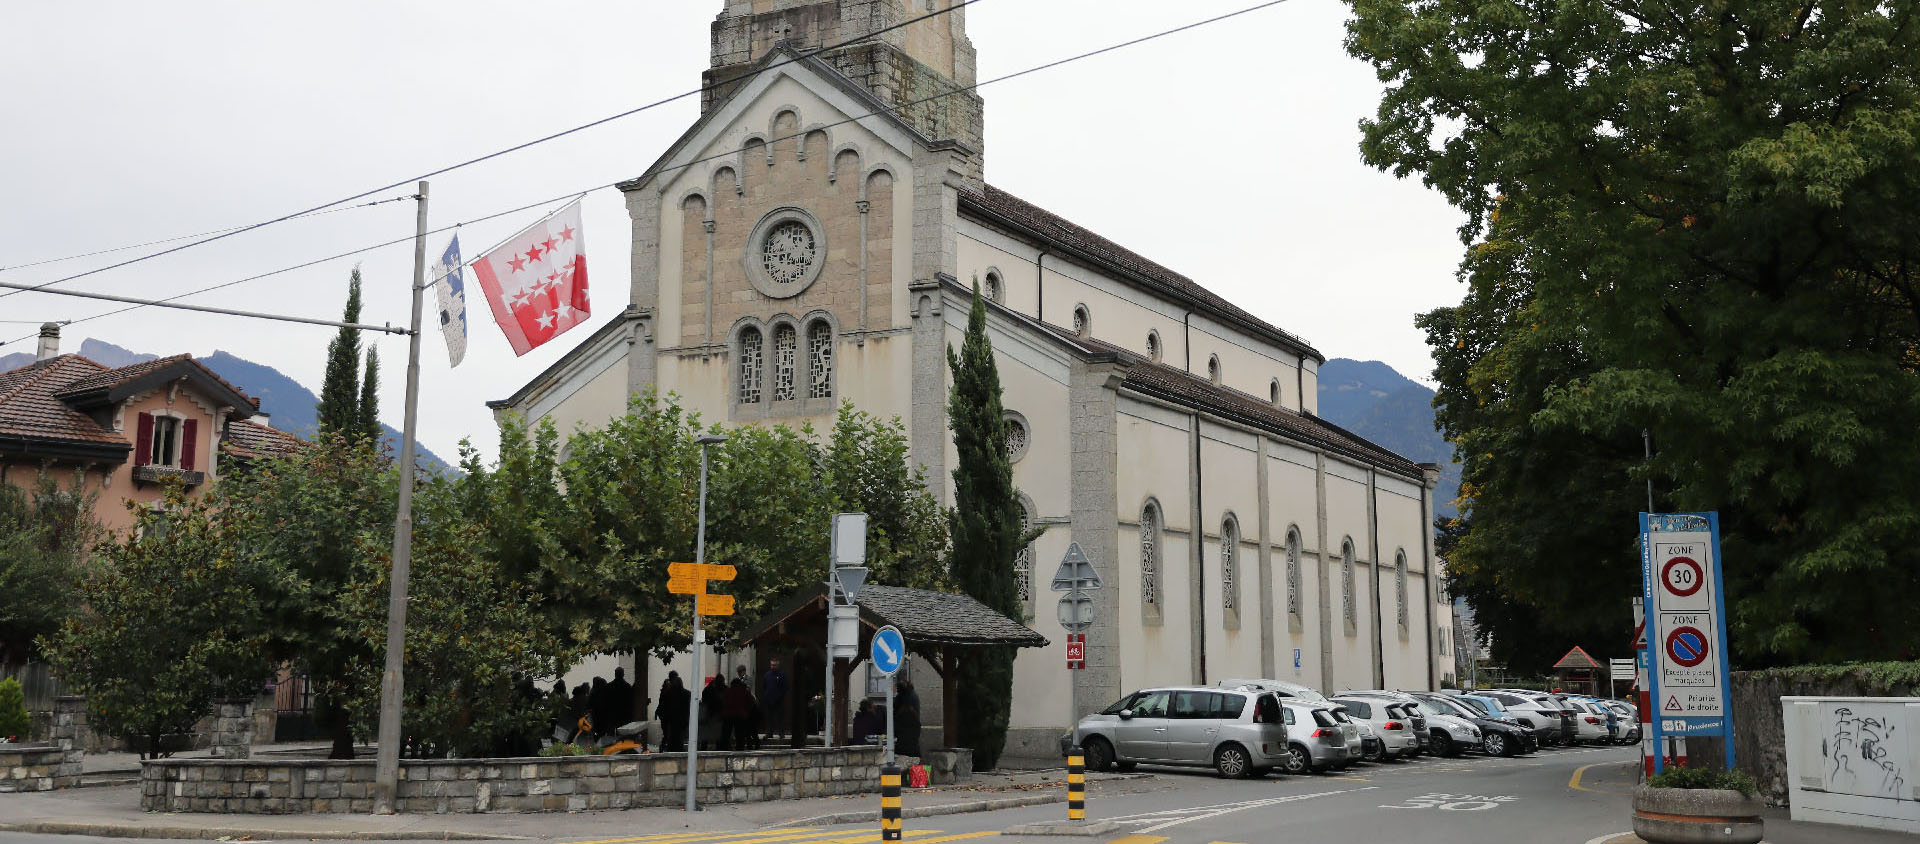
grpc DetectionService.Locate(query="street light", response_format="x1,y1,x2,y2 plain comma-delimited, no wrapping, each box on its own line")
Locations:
686,433,726,813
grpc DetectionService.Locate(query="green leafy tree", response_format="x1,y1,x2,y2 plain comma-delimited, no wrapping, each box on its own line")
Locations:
358,346,382,446
218,436,394,758
0,676,29,741
945,282,1022,770
1349,0,1920,666
45,486,271,758
318,268,367,440
0,474,97,668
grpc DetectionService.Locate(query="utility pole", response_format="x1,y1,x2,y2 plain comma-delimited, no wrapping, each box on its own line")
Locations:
373,181,429,814
686,433,727,813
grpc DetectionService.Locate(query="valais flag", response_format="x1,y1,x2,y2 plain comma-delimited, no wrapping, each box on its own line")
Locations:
472,200,590,355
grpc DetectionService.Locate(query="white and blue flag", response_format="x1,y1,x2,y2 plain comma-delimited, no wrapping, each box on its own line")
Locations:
431,235,467,367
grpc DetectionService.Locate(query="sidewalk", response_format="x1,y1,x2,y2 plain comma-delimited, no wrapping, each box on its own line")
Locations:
0,760,1161,841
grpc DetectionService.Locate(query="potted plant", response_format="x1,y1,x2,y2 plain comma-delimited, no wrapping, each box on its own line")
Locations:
1633,764,1764,844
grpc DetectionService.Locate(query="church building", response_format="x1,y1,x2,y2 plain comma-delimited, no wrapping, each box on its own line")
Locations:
491,0,1452,755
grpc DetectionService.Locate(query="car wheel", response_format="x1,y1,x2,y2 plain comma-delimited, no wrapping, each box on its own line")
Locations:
1081,737,1115,773
1483,732,1511,757
1214,743,1253,779
1433,733,1456,758
1283,743,1311,775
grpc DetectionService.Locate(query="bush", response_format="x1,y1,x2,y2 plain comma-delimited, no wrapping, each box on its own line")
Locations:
538,742,595,757
1648,764,1758,797
0,677,28,740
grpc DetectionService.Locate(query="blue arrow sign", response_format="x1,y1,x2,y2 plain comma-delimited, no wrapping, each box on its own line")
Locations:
871,625,905,676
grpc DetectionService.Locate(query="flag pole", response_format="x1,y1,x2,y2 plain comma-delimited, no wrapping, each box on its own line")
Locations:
374,180,430,814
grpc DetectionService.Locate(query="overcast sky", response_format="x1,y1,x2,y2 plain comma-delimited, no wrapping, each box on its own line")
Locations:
0,0,1465,462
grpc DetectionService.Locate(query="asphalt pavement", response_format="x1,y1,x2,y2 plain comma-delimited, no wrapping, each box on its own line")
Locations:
14,744,1918,843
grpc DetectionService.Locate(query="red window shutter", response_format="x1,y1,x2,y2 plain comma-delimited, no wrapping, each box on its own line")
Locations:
135,412,154,467
181,418,199,471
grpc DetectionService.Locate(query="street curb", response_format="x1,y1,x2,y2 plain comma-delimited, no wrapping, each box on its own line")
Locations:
0,821,524,840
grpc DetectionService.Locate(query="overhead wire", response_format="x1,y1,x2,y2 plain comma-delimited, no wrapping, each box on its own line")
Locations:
0,196,414,275
7,0,1296,346
0,0,981,302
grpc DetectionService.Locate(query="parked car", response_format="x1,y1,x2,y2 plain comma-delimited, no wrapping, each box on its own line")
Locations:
1562,698,1613,745
1071,686,1291,778
1416,692,1534,757
1278,699,1357,774
1350,715,1384,762
1336,690,1433,755
1219,678,1328,702
1330,696,1418,760
1480,690,1573,746
1458,693,1556,748
1572,696,1638,744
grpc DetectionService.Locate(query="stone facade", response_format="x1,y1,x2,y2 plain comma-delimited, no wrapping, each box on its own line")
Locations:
140,746,884,814
0,696,85,792
209,698,256,760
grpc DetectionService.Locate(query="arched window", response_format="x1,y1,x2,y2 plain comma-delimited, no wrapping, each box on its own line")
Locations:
1341,538,1357,633
1015,502,1034,616
772,324,798,401
1220,515,1240,612
1286,528,1302,618
1072,304,1091,337
807,320,833,399
1003,411,1030,462
1207,354,1222,384
737,326,764,403
1140,501,1161,609
1146,330,1162,362
1395,549,1409,630
983,271,1002,303
1270,378,1282,405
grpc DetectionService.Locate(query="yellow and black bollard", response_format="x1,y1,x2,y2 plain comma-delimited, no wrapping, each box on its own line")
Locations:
1066,747,1086,821
880,764,903,841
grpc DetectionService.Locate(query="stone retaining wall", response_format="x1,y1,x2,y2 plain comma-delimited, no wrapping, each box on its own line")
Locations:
0,744,82,792
140,746,885,814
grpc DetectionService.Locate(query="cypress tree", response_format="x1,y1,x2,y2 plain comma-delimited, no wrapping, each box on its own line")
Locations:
944,280,1021,771
357,346,381,447
317,269,365,440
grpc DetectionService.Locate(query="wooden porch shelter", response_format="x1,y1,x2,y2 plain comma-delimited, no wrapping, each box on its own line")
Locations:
738,584,1048,748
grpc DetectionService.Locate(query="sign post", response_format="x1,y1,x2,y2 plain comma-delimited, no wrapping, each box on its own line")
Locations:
1051,542,1102,671
1640,512,1735,773
871,625,905,766
825,513,868,748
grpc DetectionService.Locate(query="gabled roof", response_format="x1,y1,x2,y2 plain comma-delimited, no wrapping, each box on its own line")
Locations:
616,42,936,195
959,185,1324,363
1553,646,1602,670
221,419,306,461
0,355,129,451
740,582,1048,649
51,353,256,412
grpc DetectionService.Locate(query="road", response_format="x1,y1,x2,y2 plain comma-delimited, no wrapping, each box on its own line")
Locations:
21,744,1915,844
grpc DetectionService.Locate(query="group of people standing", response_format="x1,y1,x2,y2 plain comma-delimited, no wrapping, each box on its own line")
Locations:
653,657,791,753
553,667,639,741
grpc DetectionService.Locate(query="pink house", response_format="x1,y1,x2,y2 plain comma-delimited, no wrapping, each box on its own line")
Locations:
0,324,301,535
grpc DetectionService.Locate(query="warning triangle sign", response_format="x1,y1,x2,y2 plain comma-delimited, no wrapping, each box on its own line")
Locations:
1050,542,1102,591
1664,695,1682,712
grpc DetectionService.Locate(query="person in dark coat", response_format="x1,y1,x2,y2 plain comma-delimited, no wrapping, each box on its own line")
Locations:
850,699,883,745
568,683,592,739
722,677,756,751
761,657,788,743
655,672,690,753
699,675,727,750
894,679,922,757
588,677,612,740
606,667,635,732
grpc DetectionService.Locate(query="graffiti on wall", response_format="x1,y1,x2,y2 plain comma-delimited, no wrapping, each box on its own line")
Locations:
1823,705,1907,800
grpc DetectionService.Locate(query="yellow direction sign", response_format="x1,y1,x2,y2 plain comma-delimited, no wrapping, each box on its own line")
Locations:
668,562,738,581
667,575,706,596
696,593,736,616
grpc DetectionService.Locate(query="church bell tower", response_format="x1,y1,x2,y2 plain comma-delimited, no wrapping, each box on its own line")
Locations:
705,1,983,176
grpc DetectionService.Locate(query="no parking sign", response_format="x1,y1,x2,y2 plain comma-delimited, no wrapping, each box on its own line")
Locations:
1640,512,1735,772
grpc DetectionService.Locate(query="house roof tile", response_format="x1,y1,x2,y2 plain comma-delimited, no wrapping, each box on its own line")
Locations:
220,419,306,460
0,356,129,448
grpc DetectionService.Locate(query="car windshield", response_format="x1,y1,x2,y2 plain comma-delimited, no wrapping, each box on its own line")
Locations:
1462,697,1503,716
1336,699,1373,719
1421,696,1469,717
1312,709,1338,728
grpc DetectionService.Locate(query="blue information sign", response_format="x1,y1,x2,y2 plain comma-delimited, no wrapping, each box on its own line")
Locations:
1640,512,1735,771
871,625,905,676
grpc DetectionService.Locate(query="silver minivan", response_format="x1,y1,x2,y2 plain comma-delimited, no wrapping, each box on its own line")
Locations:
1072,686,1291,778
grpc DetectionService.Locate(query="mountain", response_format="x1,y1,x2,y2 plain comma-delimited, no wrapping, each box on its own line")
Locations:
1316,358,1460,519
0,337,450,473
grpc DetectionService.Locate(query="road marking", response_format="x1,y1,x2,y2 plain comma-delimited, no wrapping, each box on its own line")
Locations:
1568,761,1620,794
1103,837,1169,844
566,830,949,844
1330,776,1371,782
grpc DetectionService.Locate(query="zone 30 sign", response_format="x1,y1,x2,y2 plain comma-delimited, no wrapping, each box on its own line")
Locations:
1640,512,1736,772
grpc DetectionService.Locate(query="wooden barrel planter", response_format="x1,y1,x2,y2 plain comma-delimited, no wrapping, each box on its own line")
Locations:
1632,785,1764,843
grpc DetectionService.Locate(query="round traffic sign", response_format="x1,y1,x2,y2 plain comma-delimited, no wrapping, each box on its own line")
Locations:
870,625,905,676
1662,556,1704,597
1665,626,1709,667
